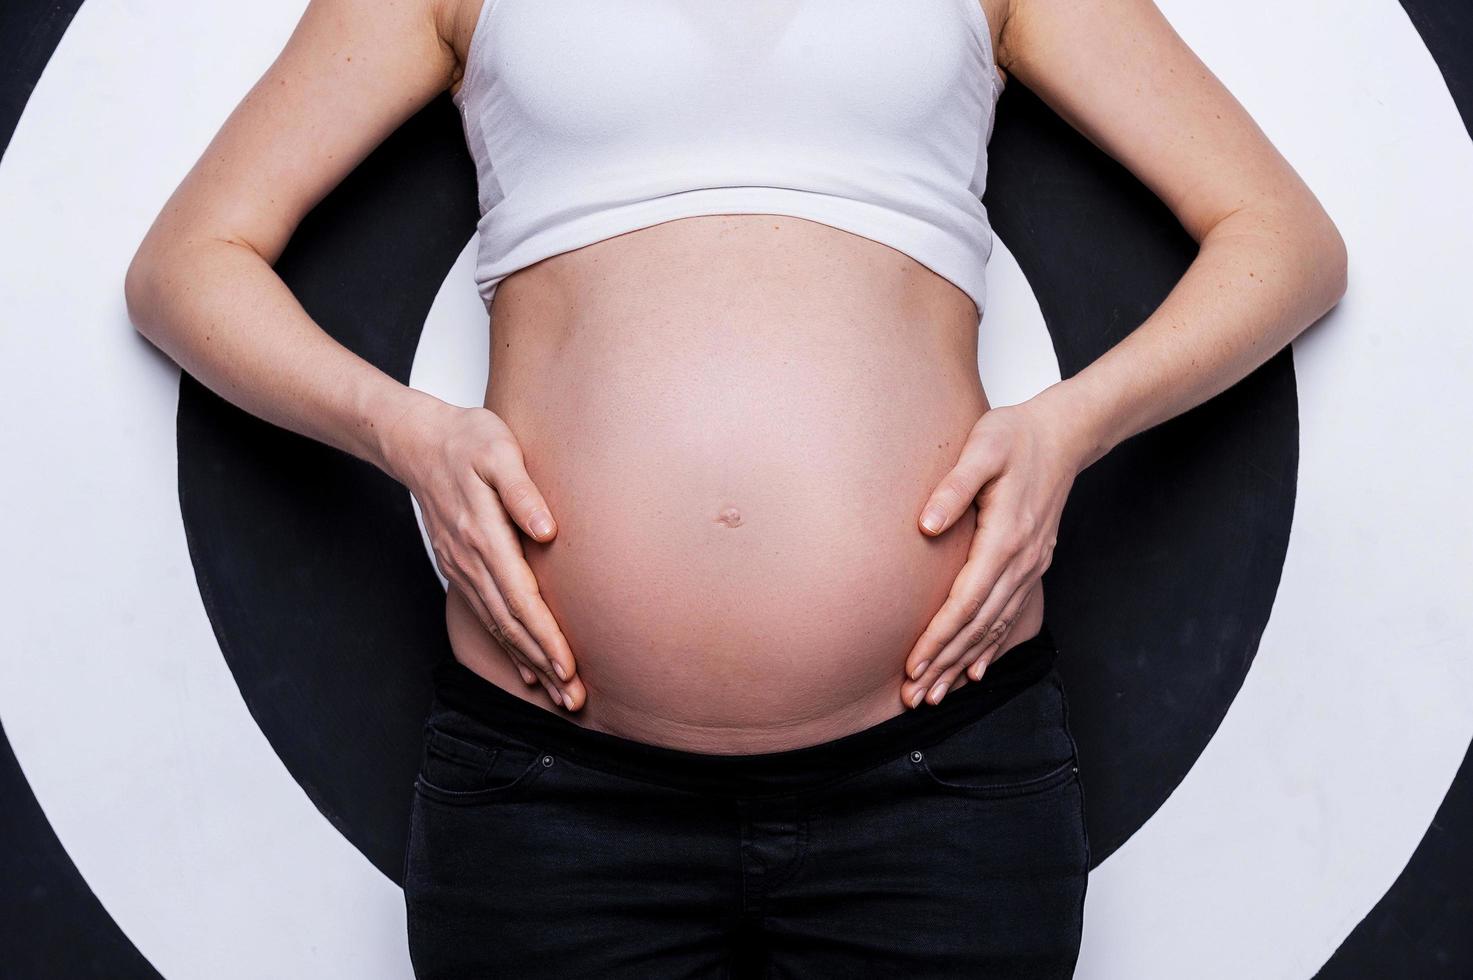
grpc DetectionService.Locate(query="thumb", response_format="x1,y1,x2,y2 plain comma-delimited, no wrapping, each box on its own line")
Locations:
919,437,1006,536
481,439,558,542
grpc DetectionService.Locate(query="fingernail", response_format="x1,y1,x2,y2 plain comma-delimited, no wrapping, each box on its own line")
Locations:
909,687,926,709
911,659,930,680
553,660,568,681
929,680,950,703
974,660,989,682
561,690,574,710
920,507,946,533
529,512,554,538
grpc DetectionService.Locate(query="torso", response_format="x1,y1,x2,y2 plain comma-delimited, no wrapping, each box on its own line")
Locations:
441,0,1039,755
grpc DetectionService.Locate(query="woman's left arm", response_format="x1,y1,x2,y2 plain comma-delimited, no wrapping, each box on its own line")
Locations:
901,0,1348,707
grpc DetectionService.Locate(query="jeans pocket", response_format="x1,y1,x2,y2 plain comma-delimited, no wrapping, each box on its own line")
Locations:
908,669,1079,800
414,721,553,807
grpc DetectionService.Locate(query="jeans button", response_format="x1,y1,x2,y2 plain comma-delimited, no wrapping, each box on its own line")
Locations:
541,754,555,767
909,750,924,763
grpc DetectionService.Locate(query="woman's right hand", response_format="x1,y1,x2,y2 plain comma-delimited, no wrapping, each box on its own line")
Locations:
383,394,583,711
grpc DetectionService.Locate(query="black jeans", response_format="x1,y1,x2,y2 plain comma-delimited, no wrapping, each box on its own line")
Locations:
403,623,1089,979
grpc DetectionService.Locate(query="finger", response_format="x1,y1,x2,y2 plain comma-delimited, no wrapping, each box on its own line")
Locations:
956,536,1054,689
462,555,572,708
450,574,564,701
901,633,983,709
489,622,564,707
908,566,1029,704
503,630,568,708
964,582,1036,683
471,484,577,680
927,651,980,699
478,577,586,712
904,512,1020,682
484,621,562,697
475,496,581,695
476,433,558,543
487,588,582,711
951,665,974,692
928,584,1037,705
922,657,978,708
918,426,1008,536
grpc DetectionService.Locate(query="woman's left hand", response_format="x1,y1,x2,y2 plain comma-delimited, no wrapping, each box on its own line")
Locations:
901,397,1088,708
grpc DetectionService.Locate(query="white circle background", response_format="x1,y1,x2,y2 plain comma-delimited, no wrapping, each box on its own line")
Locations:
1,0,1470,977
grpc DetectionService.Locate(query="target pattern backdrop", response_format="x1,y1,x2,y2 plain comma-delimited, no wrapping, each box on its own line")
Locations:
2,0,1470,977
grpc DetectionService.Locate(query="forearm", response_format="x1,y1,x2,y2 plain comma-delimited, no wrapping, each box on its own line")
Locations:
125,238,439,480
1033,202,1348,471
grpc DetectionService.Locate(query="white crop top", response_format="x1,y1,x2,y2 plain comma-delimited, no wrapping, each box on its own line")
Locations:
451,0,1005,322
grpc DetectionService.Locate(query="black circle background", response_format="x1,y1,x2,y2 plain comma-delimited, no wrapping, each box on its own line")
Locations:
0,1,1469,976
177,75,1298,874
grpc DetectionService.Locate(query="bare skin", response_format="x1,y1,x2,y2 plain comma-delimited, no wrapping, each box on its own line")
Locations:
125,0,1345,754
442,211,1047,751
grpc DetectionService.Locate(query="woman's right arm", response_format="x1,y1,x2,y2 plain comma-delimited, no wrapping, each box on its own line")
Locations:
124,0,584,710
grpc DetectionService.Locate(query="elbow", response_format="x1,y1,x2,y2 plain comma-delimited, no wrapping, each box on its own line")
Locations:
1288,205,1348,318
124,244,167,340
125,249,152,333
1302,186,1349,307
1319,220,1349,308
1271,193,1350,315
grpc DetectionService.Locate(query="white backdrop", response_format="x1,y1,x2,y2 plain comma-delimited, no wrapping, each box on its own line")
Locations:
1,0,1470,976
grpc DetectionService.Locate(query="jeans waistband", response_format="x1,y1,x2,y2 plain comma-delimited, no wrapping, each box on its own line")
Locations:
430,622,1059,797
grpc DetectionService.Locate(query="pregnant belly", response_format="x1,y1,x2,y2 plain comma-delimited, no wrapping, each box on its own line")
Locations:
444,217,1037,752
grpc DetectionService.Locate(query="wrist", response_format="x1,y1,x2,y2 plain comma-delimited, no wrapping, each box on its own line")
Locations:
370,385,451,485
1027,377,1116,475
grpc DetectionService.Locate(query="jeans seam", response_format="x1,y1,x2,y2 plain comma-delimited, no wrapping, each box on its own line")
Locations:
1053,670,1089,861
759,812,811,896
401,792,416,886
